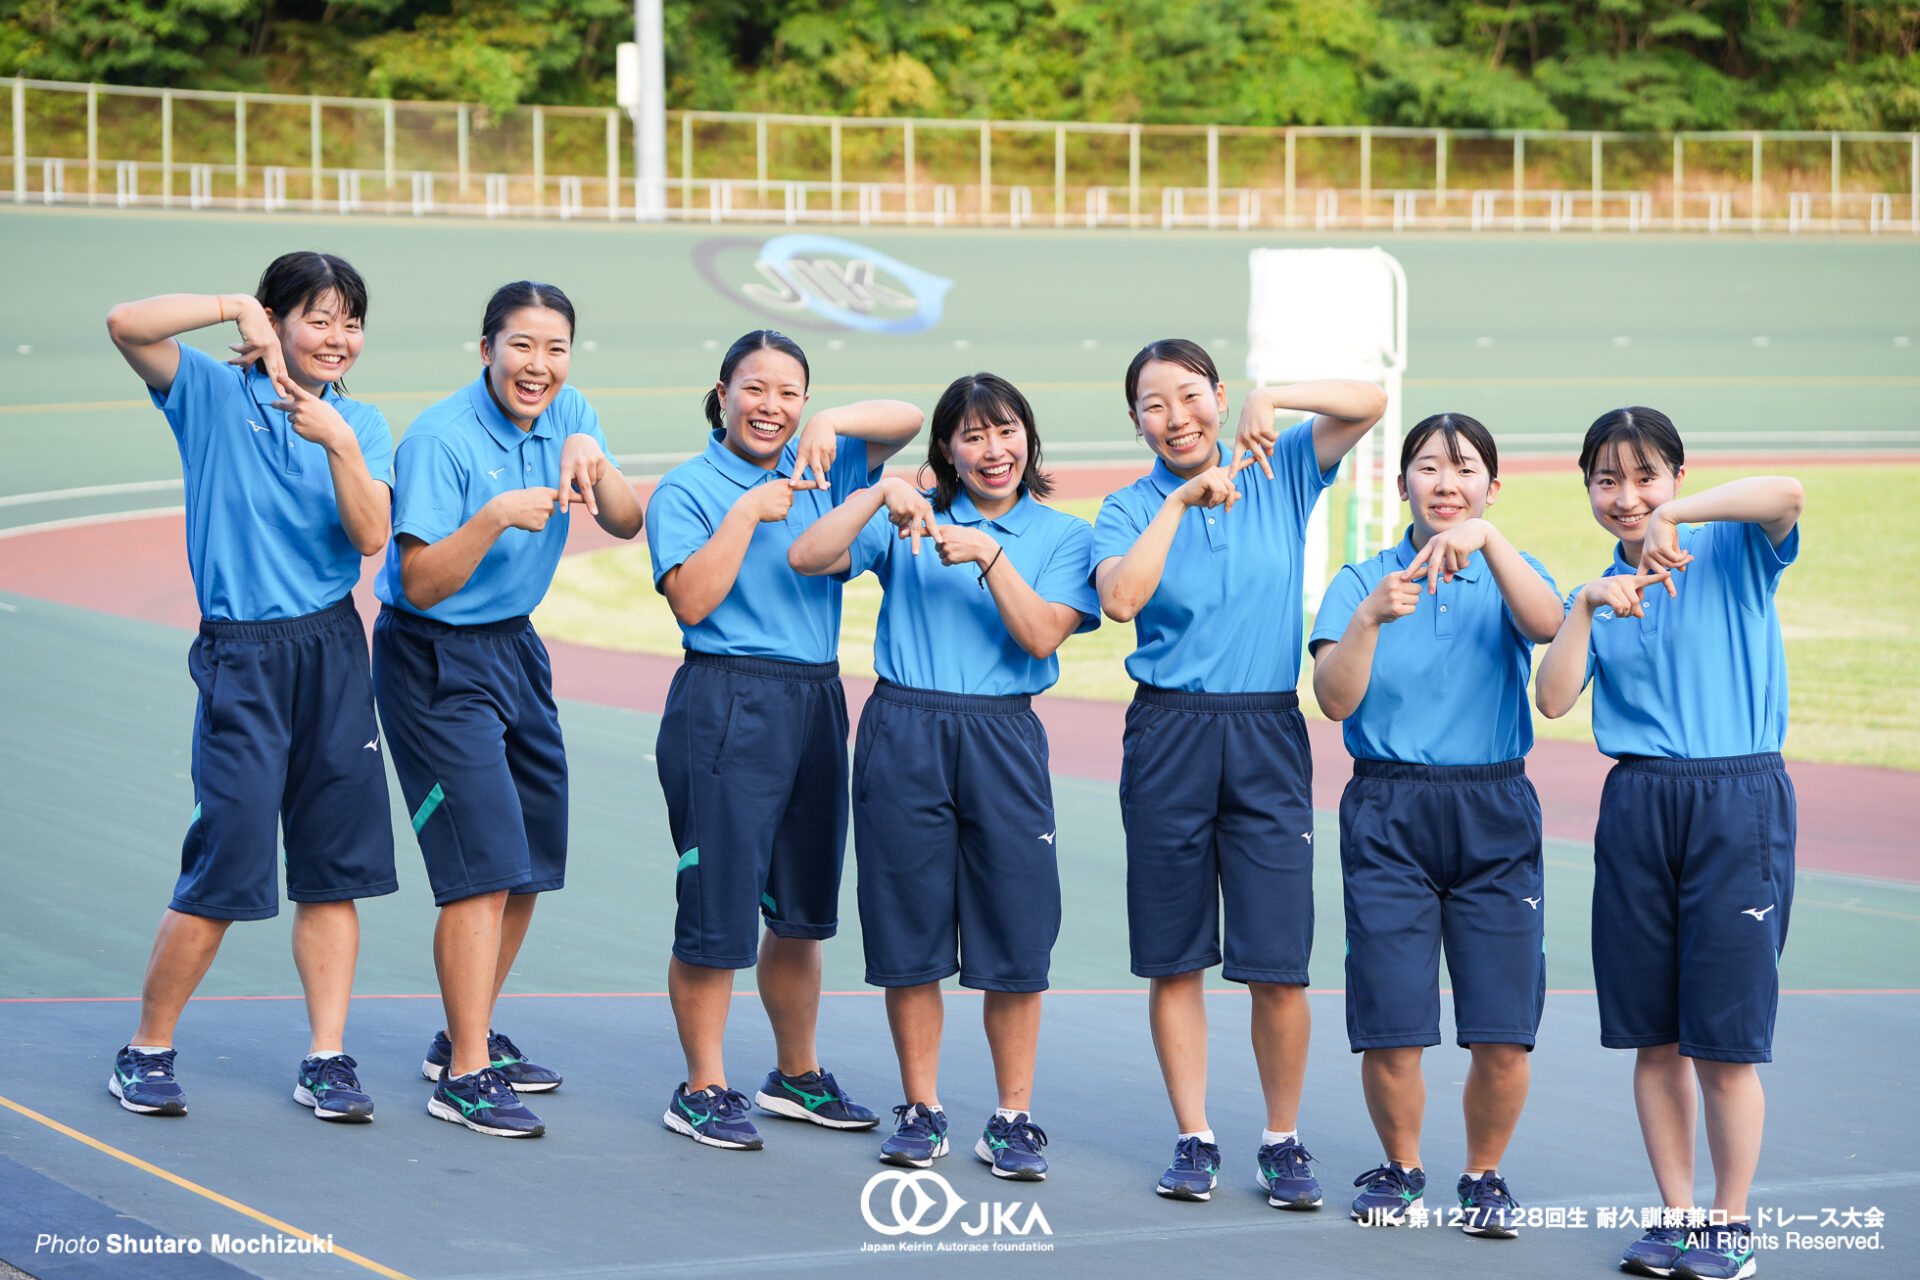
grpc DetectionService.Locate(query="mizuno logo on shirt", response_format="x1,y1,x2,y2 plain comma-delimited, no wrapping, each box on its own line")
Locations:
1742,905,1775,921
488,466,508,479
248,419,267,432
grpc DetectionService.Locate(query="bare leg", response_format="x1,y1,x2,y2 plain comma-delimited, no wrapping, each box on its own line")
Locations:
1148,971,1209,1132
434,891,507,1078
491,891,538,1004
982,992,1042,1112
757,931,823,1077
885,983,944,1107
1248,981,1310,1132
1633,1044,1698,1209
130,909,233,1047
669,956,736,1091
291,900,359,1056
1360,1047,1426,1168
1693,1058,1765,1220
1462,1043,1530,1175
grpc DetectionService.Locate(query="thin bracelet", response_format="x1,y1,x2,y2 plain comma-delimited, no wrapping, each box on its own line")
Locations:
216,295,226,323
977,545,1003,588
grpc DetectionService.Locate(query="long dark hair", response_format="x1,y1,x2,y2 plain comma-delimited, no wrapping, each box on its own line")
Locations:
481,280,576,350
1401,412,1500,479
255,251,366,392
1579,406,1684,481
1124,337,1221,410
704,329,810,432
923,372,1054,512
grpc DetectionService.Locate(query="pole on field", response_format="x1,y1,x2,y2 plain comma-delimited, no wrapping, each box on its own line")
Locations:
1751,132,1761,234
1512,133,1523,231
1285,128,1297,227
1673,134,1683,229
618,0,667,222
1591,132,1602,231
161,90,173,209
904,120,916,224
87,84,98,204
1830,133,1840,232
457,105,469,195
310,97,322,213
235,96,247,204
1207,126,1219,229
1359,126,1370,227
1911,134,1917,234
1128,125,1140,228
383,99,395,205
606,108,620,219
1054,125,1066,227
980,121,992,224
1434,130,1446,216
11,79,23,204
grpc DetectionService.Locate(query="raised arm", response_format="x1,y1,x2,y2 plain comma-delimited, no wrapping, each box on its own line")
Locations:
790,399,926,484
1094,469,1242,623
930,525,1086,660
554,433,642,540
1535,572,1670,718
1403,518,1562,645
398,488,564,611
1648,476,1805,557
106,293,289,396
1231,379,1388,477
787,476,941,579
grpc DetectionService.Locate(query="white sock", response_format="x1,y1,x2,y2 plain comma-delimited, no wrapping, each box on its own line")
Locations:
996,1107,1027,1123
308,1050,344,1061
1262,1129,1298,1147
1179,1129,1216,1144
127,1045,169,1055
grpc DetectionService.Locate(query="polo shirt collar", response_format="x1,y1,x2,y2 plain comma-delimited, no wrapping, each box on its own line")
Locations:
1393,525,1482,582
1145,442,1228,498
700,428,791,488
466,377,554,450
946,487,1036,535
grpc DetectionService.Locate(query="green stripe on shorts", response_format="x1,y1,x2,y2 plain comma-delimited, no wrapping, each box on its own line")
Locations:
676,848,699,873
761,892,778,914
411,783,445,834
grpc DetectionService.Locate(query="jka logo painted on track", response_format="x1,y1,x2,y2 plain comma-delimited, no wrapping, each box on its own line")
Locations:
859,1169,1052,1238
694,235,953,334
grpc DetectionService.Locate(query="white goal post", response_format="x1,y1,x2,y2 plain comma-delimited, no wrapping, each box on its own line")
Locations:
1244,247,1407,611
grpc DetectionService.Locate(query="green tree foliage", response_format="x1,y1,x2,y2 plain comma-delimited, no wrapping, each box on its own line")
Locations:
4,0,1917,130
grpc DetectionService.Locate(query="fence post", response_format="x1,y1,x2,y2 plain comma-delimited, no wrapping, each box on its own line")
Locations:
830,119,841,216
309,97,322,213
1054,125,1066,227
1360,126,1371,227
458,104,469,195
1512,132,1523,231
532,107,545,214
1207,125,1219,229
1911,134,1918,234
383,99,395,204
161,89,173,208
1673,134,1683,229
1128,125,1140,228
1830,132,1840,232
904,120,915,224
1435,129,1446,216
1591,131,1602,232
1285,128,1296,227
606,108,619,220
86,83,98,204
235,96,247,205
681,112,692,210
12,79,24,205
755,115,767,199
980,120,992,224
1750,132,1761,234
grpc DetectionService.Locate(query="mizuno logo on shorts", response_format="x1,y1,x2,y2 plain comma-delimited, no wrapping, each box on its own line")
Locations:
1742,905,1775,921
1523,896,1541,909
1038,831,1055,844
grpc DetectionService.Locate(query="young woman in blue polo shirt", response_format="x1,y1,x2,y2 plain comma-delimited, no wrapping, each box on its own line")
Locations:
1308,413,1561,1236
1091,339,1385,1206
372,280,642,1139
1537,408,1803,1280
790,372,1100,1182
104,251,396,1124
646,329,921,1151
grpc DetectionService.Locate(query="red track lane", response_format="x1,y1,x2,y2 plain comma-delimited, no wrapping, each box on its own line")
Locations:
2,469,1913,883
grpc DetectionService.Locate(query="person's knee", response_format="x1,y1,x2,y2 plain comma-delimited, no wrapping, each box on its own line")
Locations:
1468,1043,1529,1074
1692,1059,1758,1095
1363,1046,1424,1078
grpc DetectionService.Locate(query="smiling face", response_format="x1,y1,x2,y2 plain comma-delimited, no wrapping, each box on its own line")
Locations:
1586,442,1684,550
941,410,1029,513
268,289,363,392
717,348,809,468
1130,359,1228,477
482,305,572,427
1400,432,1499,541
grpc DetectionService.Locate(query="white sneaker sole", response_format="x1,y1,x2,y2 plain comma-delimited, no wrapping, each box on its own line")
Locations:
663,1109,762,1150
293,1084,372,1122
427,1094,543,1137
974,1137,1046,1179
880,1137,948,1168
1156,1178,1215,1201
753,1090,879,1129
1266,1187,1323,1209
422,1058,559,1092
109,1073,184,1115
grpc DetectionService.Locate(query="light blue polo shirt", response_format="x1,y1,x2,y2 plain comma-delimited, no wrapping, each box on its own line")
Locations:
1309,528,1556,765
1089,422,1334,693
1579,520,1798,760
843,490,1099,697
150,343,393,621
375,378,616,626
646,429,880,663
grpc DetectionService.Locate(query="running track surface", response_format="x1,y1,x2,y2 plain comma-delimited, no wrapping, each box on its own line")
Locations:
0,464,1911,883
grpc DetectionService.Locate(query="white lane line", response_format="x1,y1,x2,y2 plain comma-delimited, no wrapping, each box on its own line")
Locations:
0,478,184,508
0,506,186,539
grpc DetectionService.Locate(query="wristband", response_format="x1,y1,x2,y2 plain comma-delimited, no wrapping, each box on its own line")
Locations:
977,546,1003,588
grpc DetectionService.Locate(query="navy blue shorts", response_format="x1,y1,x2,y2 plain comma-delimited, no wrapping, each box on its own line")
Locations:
372,606,568,907
1593,753,1795,1063
852,681,1060,993
174,594,396,921
1119,687,1314,985
1340,759,1546,1052
658,651,850,970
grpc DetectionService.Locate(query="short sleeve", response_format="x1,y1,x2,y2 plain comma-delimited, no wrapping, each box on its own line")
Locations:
837,507,894,582
829,432,881,501
390,436,468,546
1275,418,1337,529
644,480,716,588
1507,551,1558,638
1565,587,1597,687
1309,563,1370,652
149,342,227,456
1033,518,1101,634
1088,491,1146,584
352,405,395,486
1705,519,1796,614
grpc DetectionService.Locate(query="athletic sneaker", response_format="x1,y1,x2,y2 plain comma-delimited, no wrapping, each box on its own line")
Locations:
975,1113,1048,1180
1674,1221,1757,1280
1350,1162,1426,1225
421,1029,562,1092
1155,1135,1222,1201
108,1046,186,1116
879,1103,949,1167
663,1084,763,1150
1258,1138,1322,1209
293,1053,374,1122
1622,1224,1694,1277
427,1067,545,1138
753,1068,880,1130
1456,1171,1521,1238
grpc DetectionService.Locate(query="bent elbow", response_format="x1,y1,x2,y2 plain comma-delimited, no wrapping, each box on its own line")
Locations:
105,304,132,344
357,531,389,559
1782,479,1806,523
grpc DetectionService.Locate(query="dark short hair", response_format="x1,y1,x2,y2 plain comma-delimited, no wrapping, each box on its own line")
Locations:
1401,412,1500,479
481,281,576,350
1124,338,1221,410
1579,406,1684,481
255,251,366,391
704,330,810,433
923,372,1054,512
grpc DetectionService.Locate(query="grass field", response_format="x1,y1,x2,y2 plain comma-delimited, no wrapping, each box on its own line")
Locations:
539,461,1919,770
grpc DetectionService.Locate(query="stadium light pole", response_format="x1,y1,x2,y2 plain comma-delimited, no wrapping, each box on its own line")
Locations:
617,0,667,221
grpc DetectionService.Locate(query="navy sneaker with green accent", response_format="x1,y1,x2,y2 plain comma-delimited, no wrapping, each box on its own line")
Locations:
753,1068,880,1130
1350,1162,1426,1225
1673,1221,1756,1280
975,1113,1048,1181
664,1084,763,1150
1622,1224,1694,1277
421,1029,562,1093
879,1103,949,1168
1457,1171,1521,1238
109,1046,186,1116
1258,1138,1322,1209
428,1067,545,1138
293,1053,374,1122
1155,1135,1221,1201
